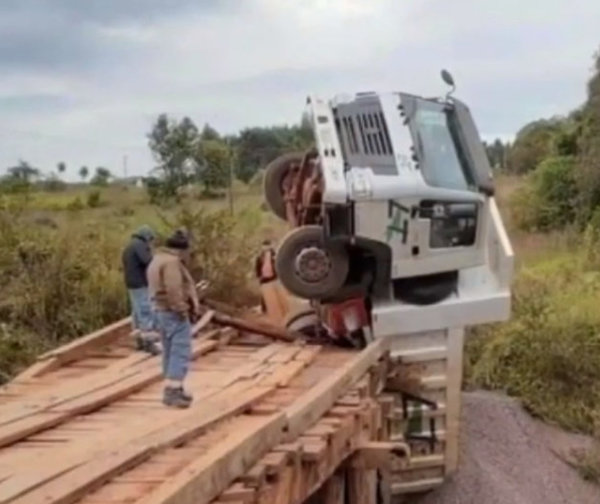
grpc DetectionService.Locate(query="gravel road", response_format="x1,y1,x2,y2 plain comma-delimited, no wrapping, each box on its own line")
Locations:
410,391,600,504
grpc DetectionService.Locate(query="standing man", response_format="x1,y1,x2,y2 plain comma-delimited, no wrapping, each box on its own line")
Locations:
147,230,200,408
122,225,161,355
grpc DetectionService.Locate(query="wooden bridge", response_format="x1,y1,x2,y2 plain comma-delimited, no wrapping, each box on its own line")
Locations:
0,309,457,504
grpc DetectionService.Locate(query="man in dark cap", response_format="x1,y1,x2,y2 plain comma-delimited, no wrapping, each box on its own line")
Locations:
121,225,161,355
147,229,200,408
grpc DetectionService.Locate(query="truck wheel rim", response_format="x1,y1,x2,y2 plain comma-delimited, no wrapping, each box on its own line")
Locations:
295,246,331,283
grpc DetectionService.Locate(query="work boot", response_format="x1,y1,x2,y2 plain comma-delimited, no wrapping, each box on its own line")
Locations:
144,339,162,356
163,386,192,408
136,332,162,356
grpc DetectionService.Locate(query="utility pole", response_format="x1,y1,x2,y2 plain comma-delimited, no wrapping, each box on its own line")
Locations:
228,141,235,215
123,155,128,179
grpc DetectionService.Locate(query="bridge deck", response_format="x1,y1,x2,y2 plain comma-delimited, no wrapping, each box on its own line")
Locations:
0,317,388,504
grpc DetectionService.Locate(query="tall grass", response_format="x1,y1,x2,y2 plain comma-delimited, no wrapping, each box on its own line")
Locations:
0,185,279,382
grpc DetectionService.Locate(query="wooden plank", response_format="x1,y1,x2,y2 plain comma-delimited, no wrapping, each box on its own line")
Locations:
5,344,287,502
10,387,276,504
239,463,267,488
0,340,219,449
0,352,148,427
133,413,287,504
262,451,289,477
217,483,256,502
444,327,464,475
32,318,132,374
284,339,387,441
351,442,410,470
1,327,219,429
192,311,216,336
300,439,327,462
212,312,298,342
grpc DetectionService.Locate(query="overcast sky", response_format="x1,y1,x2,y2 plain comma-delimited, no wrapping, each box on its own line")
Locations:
1,0,599,179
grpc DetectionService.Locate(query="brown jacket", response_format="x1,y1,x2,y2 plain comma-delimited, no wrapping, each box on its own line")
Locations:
147,248,198,317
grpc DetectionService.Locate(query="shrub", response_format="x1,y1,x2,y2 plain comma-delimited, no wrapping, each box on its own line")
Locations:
467,256,600,434
160,204,261,307
86,190,102,208
66,196,84,212
511,156,578,231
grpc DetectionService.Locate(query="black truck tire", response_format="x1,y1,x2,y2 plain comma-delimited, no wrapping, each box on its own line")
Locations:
276,225,349,300
263,152,303,220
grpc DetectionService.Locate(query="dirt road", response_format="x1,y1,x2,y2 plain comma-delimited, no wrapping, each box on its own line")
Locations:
412,391,599,504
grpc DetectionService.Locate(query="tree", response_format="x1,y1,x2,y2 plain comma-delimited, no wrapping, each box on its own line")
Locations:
484,139,509,170
79,166,89,181
574,48,600,222
235,122,313,183
7,160,40,183
506,118,564,174
147,114,199,198
200,123,220,142
197,139,230,193
57,162,66,174
90,167,111,187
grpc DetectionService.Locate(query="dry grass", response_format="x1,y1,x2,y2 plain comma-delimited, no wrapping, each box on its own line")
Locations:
0,183,287,381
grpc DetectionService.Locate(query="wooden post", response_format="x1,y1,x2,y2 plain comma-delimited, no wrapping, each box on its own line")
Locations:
320,470,345,504
345,464,376,504
444,327,465,475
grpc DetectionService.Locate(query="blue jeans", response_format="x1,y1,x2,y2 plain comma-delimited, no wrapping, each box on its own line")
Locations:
155,311,191,381
128,287,155,333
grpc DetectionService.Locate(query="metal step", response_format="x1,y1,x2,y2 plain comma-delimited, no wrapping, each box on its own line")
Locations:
392,404,447,419
390,477,445,495
407,454,445,470
420,375,447,390
391,346,448,363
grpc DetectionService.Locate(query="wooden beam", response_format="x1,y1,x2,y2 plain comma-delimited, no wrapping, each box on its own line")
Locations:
0,339,219,448
320,470,345,504
351,441,410,471
134,413,287,504
284,338,388,441
211,312,299,343
10,387,276,504
444,327,464,475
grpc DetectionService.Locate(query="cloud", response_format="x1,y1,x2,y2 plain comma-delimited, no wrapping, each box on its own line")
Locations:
0,0,599,178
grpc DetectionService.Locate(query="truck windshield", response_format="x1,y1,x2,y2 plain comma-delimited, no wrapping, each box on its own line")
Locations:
410,100,474,191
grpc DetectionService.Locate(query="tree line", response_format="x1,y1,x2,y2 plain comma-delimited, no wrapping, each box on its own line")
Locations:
144,113,313,202
510,48,600,231
1,160,112,193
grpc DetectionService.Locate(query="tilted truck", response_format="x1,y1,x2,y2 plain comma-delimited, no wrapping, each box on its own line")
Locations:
0,71,513,504
263,69,515,496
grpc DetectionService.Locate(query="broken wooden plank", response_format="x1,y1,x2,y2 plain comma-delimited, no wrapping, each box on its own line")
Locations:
284,339,388,441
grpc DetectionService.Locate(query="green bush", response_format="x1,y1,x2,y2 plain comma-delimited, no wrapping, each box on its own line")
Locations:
66,196,84,212
511,156,578,231
467,255,600,434
86,190,102,208
159,204,261,307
